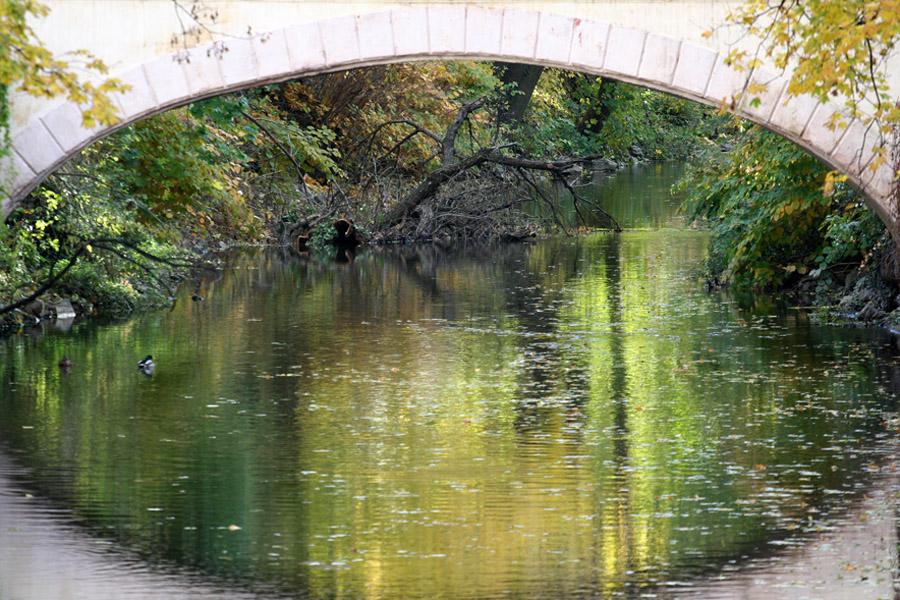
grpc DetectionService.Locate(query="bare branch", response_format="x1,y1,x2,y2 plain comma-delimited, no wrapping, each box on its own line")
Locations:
0,237,201,317
442,97,487,165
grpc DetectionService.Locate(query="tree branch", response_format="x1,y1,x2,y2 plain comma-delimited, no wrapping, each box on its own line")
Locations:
442,97,487,165
242,110,310,195
383,146,502,227
0,244,93,316
0,237,200,317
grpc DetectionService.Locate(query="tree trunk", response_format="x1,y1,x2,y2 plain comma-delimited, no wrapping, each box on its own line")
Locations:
333,218,363,247
493,62,545,126
382,148,498,227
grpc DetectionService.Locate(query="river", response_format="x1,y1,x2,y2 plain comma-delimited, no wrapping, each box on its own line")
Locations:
1,163,898,599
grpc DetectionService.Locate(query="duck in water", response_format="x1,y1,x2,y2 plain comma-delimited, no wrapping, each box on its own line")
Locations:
58,356,73,374
138,355,155,376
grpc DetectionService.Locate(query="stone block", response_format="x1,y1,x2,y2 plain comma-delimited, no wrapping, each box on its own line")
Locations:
862,162,895,205
428,5,466,55
800,102,844,155
671,42,716,98
1,191,13,218
638,34,681,86
319,15,360,68
535,13,574,65
738,68,787,122
392,7,429,57
9,150,35,202
285,21,327,73
604,26,647,78
570,19,610,72
501,9,539,60
857,153,887,190
465,6,503,57
769,90,821,138
252,29,293,80
40,102,92,154
181,44,226,96
12,121,64,175
705,57,748,107
830,118,871,174
143,54,191,109
0,150,13,195
357,11,395,60
113,65,159,121
51,299,76,320
219,37,259,89
859,125,882,171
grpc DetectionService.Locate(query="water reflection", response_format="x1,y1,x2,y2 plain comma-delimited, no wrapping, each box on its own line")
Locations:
0,451,265,600
529,162,689,229
1,169,899,599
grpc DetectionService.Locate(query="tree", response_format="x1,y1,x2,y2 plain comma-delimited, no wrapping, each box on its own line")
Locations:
678,125,883,293
720,0,900,177
362,95,621,236
1,0,127,191
492,62,544,127
681,0,900,295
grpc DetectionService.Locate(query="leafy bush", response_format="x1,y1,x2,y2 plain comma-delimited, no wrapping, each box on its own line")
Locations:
0,173,196,316
677,125,885,293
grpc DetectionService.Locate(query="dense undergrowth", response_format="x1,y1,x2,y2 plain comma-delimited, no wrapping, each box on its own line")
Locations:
0,61,726,328
1,56,895,331
678,123,898,321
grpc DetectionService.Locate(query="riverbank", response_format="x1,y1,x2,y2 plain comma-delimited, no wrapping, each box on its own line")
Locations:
0,153,663,338
679,124,898,334
793,243,900,330
4,157,897,343
2,63,726,333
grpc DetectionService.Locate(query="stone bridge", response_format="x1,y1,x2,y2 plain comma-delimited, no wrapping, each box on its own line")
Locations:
3,1,898,232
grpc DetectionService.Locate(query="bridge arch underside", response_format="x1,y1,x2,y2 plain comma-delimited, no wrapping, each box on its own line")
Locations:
4,7,896,228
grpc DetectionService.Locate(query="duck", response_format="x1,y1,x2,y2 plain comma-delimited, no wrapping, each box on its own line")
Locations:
138,354,155,376
58,356,73,369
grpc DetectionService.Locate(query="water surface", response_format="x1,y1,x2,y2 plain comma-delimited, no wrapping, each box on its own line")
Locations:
1,165,898,599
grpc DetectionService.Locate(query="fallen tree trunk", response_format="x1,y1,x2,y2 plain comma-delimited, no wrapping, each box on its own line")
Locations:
382,150,621,232
333,218,364,247
382,147,500,227
348,94,623,241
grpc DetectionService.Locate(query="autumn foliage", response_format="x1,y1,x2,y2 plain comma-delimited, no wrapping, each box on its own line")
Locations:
722,0,900,174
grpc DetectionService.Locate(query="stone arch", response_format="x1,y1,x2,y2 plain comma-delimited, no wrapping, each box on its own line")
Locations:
4,6,895,227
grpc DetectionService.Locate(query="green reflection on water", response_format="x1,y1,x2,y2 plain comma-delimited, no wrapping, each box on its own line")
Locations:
0,173,897,600
527,162,689,230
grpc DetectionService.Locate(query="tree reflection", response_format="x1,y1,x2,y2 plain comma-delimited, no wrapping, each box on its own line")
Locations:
0,230,898,599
